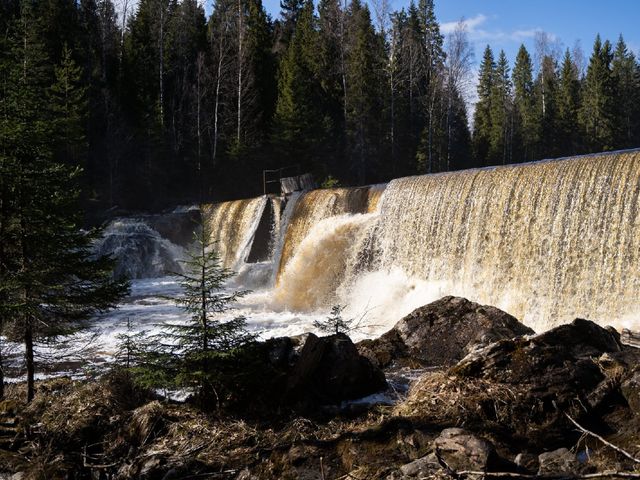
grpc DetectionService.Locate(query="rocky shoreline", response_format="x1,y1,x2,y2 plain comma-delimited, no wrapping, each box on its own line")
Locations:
1,296,640,479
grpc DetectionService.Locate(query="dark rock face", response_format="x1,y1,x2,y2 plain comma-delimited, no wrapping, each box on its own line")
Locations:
358,296,534,368
454,318,622,396
285,333,387,405
622,368,640,415
451,318,624,438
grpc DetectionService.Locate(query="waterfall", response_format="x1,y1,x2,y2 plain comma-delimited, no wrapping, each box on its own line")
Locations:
276,186,383,282
94,219,187,279
368,151,640,331
271,151,640,332
200,196,269,270
100,150,640,333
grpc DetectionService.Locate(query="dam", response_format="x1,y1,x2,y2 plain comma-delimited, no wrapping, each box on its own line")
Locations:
201,149,640,333
105,150,640,335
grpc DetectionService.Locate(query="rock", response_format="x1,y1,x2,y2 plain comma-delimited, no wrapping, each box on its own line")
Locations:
399,453,440,477
514,452,539,472
358,296,534,368
434,428,495,472
454,319,622,409
285,333,387,405
537,448,578,475
622,368,640,414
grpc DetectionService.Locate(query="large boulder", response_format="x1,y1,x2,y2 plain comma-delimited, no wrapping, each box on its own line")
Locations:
358,296,534,368
453,318,622,400
397,319,629,448
284,333,387,406
450,319,625,441
621,367,640,415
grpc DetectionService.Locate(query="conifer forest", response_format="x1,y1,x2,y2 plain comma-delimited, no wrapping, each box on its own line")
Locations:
2,0,640,212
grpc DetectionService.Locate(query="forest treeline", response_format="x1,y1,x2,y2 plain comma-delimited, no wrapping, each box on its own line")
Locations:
1,0,640,210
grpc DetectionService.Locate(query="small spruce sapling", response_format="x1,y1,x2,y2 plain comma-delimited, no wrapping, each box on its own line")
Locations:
313,305,355,335
114,317,148,369
134,219,257,406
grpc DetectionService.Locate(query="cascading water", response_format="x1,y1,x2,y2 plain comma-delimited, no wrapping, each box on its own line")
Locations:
94,218,187,279
368,151,640,331
276,186,382,283
200,196,269,270
274,150,640,332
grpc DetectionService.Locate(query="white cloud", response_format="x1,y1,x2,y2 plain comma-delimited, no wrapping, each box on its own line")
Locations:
441,13,555,47
440,14,488,35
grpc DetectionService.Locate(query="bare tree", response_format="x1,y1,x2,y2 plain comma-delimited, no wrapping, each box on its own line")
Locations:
444,20,473,169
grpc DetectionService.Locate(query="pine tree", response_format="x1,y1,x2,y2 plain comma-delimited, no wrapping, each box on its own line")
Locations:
414,0,444,174
345,0,384,183
136,219,256,405
488,50,513,165
272,0,324,172
50,44,88,165
313,305,354,334
579,35,617,152
535,54,559,158
473,45,495,166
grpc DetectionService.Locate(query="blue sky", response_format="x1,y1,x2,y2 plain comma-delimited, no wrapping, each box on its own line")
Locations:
253,0,640,68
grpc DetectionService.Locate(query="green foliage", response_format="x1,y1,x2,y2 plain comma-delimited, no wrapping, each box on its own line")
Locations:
473,45,495,165
131,220,256,406
579,35,617,152
512,44,539,162
313,305,355,335
556,49,581,155
321,175,341,188
0,0,129,401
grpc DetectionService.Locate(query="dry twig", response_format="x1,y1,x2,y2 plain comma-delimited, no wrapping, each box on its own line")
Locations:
564,413,640,465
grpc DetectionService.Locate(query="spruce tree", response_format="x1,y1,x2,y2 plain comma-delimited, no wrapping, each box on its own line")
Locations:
535,54,559,158
345,0,385,183
473,45,495,166
579,35,617,152
135,219,256,405
512,44,539,162
272,0,324,172
612,35,640,148
557,49,581,155
488,50,513,165
0,1,128,402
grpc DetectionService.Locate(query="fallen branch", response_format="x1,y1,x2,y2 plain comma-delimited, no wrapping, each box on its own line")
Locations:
458,471,640,479
564,413,640,465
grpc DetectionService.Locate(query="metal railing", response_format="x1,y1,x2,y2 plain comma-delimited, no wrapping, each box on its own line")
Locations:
262,164,301,195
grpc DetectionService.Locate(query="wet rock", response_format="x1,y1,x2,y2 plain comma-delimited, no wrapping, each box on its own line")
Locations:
454,319,622,409
621,368,640,414
358,296,534,368
537,448,578,475
434,428,495,472
285,333,387,405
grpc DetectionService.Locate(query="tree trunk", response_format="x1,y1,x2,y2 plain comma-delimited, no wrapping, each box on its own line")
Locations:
25,320,35,402
159,3,165,128
0,333,4,400
236,0,243,145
